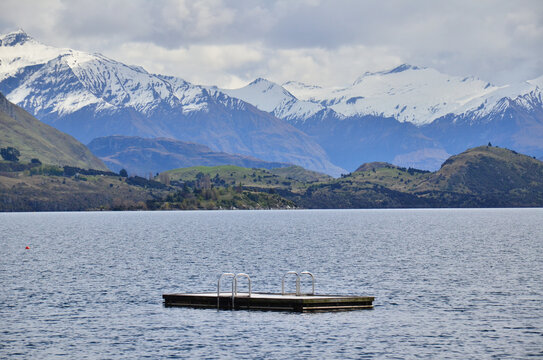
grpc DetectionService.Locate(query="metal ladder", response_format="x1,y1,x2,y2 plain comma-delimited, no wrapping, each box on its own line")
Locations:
217,273,252,310
281,271,315,296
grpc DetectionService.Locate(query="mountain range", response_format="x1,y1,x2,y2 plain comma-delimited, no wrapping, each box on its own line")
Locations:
1,29,542,175
0,30,341,176
223,68,543,171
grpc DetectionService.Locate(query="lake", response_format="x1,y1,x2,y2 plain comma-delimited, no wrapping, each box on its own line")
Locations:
1,209,542,359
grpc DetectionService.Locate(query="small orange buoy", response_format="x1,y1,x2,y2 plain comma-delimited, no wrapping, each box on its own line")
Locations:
25,246,30,250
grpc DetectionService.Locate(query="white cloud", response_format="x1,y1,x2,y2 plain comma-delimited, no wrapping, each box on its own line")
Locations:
108,42,265,88
0,0,541,87
265,46,403,88
0,0,63,41
105,41,402,88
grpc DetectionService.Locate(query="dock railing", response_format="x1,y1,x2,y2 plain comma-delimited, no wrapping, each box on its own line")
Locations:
234,273,252,298
217,273,235,310
300,271,315,295
282,271,316,296
217,271,315,310
217,273,252,310
282,271,300,295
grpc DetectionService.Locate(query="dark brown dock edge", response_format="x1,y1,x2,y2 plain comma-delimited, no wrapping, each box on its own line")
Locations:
162,293,374,312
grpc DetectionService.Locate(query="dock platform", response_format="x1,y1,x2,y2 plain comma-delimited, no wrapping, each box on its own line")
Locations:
163,271,374,312
163,292,374,312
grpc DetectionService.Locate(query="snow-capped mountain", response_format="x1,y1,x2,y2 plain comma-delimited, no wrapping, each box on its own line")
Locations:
230,64,541,127
283,65,499,125
223,65,543,170
220,78,328,122
0,29,221,118
2,29,541,173
0,30,343,176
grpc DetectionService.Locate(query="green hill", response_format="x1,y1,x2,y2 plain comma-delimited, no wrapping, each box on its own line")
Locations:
0,92,107,170
2,144,542,211
163,165,312,191
293,165,430,208
411,146,543,206
297,146,543,208
0,167,160,211
0,163,294,211
269,165,332,183
351,162,430,192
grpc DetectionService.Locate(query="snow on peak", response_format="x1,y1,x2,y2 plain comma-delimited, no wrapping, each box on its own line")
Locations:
3,29,541,128
282,65,528,125
353,64,424,86
0,29,35,47
455,80,542,118
282,80,322,89
0,30,68,82
387,64,421,73
222,78,324,121
249,77,273,86
0,31,222,116
222,78,290,112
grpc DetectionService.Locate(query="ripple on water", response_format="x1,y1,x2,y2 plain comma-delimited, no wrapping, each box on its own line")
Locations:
0,209,542,359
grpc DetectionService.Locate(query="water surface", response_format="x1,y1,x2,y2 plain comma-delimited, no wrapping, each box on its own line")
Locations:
1,209,542,358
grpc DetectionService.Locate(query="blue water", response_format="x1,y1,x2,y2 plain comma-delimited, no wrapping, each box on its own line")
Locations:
1,209,542,359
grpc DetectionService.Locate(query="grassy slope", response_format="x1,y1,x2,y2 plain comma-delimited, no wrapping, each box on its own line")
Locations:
0,172,161,211
269,165,332,183
414,146,543,193
164,165,311,191
149,187,295,210
410,146,543,206
2,146,541,211
0,93,107,170
295,170,430,208
0,164,296,211
298,146,543,208
349,163,429,192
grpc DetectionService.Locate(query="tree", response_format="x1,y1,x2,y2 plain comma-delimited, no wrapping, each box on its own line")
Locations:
30,158,42,165
196,172,211,190
159,172,171,186
119,168,128,177
0,147,20,162
488,142,492,147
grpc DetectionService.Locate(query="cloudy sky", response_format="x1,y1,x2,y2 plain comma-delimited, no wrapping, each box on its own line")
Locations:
1,0,542,88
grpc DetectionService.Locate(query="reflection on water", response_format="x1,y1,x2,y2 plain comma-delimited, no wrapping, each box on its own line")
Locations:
1,209,542,358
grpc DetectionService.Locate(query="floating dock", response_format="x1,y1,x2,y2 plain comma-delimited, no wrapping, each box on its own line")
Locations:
163,272,374,312
163,292,374,312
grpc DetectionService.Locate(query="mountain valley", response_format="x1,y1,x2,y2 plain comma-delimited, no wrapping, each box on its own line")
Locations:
87,136,289,176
